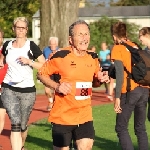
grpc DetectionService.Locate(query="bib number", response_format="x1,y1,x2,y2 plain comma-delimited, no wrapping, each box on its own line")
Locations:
75,82,92,100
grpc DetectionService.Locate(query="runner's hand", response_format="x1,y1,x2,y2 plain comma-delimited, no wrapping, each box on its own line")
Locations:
97,71,110,83
17,56,30,65
114,98,122,113
57,82,72,95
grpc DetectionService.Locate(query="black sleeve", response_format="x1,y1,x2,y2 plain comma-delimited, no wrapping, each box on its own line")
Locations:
114,60,124,98
87,51,98,59
2,41,10,56
30,41,42,59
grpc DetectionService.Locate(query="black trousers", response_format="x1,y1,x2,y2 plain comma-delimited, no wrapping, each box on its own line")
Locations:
115,86,149,150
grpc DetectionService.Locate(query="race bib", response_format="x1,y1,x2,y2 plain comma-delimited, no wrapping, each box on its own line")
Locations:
75,82,92,100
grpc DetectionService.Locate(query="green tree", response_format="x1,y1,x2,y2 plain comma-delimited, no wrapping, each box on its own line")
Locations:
0,0,39,37
110,0,150,6
89,16,140,53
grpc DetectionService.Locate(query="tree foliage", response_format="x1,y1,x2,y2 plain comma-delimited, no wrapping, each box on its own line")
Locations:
89,16,140,53
0,0,39,37
110,0,150,6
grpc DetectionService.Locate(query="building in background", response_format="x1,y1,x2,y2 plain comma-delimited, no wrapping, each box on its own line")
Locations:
32,5,150,45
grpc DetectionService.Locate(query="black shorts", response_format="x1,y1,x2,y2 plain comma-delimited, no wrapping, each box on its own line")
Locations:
0,95,4,109
52,121,95,147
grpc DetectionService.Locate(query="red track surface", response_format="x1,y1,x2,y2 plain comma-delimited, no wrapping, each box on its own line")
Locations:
0,90,113,150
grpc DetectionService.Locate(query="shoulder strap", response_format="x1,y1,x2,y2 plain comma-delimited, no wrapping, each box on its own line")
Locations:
132,42,142,50
27,41,35,60
4,40,10,46
120,42,133,97
30,41,34,50
2,40,11,56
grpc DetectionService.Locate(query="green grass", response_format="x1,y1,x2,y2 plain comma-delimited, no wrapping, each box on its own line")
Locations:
25,104,150,150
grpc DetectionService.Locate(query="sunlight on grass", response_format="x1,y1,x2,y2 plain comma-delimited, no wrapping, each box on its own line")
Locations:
25,104,150,150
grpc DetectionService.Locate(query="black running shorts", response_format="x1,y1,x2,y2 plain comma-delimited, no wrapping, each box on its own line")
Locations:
52,121,95,147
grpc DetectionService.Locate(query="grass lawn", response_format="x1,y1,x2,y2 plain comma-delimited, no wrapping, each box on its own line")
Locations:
25,104,150,150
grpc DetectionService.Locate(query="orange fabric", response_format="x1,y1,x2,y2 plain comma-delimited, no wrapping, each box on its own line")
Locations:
75,88,92,96
38,46,100,125
111,41,139,93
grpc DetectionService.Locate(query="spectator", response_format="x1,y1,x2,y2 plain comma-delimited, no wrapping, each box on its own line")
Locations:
43,37,59,111
99,42,111,94
43,37,59,60
138,27,150,122
111,21,149,150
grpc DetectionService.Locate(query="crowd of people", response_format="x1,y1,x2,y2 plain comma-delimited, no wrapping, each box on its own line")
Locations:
0,16,150,150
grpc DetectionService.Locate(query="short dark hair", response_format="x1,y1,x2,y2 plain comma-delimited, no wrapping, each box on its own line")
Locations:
69,20,90,36
111,21,127,39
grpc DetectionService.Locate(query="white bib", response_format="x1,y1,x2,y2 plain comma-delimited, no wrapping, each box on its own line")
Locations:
75,82,92,100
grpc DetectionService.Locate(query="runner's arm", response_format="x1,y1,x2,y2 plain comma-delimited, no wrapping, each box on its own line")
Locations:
37,73,59,90
37,58,59,90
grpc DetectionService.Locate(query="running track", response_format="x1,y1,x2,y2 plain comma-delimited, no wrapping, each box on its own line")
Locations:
0,90,113,150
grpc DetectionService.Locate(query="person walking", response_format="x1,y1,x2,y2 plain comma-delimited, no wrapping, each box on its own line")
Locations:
111,21,149,150
0,17,45,150
138,27,150,122
37,20,109,150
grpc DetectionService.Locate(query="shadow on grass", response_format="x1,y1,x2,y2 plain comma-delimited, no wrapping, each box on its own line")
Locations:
26,124,139,150
94,135,121,150
94,135,138,150
26,134,52,149
26,121,53,149
30,120,52,130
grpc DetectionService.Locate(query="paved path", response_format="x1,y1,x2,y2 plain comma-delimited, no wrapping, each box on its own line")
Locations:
0,90,113,150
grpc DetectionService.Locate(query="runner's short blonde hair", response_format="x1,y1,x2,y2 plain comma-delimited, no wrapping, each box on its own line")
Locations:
13,17,29,27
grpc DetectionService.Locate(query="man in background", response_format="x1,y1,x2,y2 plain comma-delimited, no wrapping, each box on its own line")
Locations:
43,37,59,111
